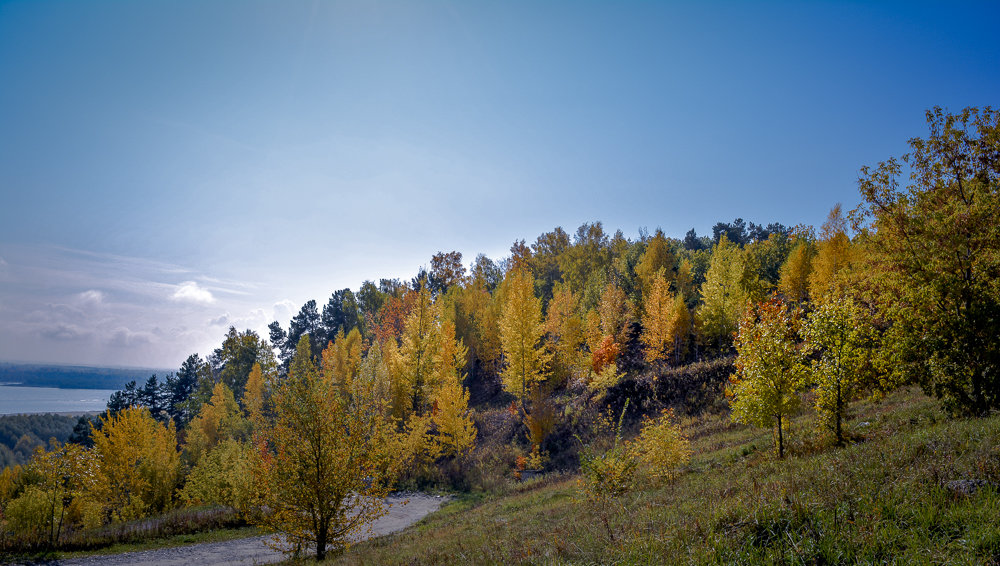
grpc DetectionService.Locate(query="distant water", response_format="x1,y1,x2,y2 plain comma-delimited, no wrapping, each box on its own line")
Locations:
0,384,115,415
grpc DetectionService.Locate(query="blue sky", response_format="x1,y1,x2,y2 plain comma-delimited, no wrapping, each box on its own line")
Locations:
1,0,997,368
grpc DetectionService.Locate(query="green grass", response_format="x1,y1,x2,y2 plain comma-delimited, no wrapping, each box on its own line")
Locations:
329,387,1000,565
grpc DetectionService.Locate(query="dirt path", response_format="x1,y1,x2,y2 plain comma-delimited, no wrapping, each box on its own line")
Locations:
26,494,447,566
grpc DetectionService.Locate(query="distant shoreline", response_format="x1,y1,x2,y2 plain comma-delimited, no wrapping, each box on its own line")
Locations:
0,382,118,391
0,362,168,391
0,410,102,417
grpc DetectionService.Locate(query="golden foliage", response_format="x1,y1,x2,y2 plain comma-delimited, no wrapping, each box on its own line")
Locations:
778,238,814,303
675,259,695,300
185,382,249,464
8,442,95,546
180,438,255,512
251,335,403,560
584,309,603,355
631,409,691,484
544,284,587,382
387,287,476,460
499,269,550,404
641,272,674,364
597,282,633,349
431,380,477,458
635,228,676,298
398,286,444,416
698,235,750,348
322,327,364,393
91,406,181,521
243,362,266,427
808,204,854,300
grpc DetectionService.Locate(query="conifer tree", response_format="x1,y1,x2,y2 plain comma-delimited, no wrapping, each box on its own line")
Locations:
544,284,587,382
597,282,633,350
499,269,550,407
665,293,692,364
778,238,814,303
641,272,674,365
185,382,248,464
635,228,675,297
808,205,853,300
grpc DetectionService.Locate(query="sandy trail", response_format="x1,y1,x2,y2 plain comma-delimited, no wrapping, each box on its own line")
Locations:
24,494,447,566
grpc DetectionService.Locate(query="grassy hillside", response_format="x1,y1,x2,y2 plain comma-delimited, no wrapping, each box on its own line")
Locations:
331,387,1000,564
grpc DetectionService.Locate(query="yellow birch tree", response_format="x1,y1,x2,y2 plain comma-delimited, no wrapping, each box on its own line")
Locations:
252,335,402,560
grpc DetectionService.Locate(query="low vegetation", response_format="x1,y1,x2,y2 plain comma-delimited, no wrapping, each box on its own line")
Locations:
330,387,1000,565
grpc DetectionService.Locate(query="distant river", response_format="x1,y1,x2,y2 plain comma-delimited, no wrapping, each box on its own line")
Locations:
0,384,115,415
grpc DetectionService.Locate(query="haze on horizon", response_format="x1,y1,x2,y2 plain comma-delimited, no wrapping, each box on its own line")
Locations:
1,0,997,369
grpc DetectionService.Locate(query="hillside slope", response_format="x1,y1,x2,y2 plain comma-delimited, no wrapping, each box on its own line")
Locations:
331,388,1000,564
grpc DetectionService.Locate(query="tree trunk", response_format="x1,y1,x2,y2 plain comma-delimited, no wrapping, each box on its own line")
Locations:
835,381,843,446
316,521,328,560
776,413,784,458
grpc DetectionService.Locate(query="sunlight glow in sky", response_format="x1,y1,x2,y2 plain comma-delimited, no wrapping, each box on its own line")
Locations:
1,0,998,368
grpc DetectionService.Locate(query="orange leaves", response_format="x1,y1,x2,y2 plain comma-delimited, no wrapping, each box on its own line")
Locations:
591,336,620,374
370,291,417,346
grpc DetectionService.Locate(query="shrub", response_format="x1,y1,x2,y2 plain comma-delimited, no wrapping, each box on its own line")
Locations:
4,485,50,547
577,402,638,542
631,408,691,484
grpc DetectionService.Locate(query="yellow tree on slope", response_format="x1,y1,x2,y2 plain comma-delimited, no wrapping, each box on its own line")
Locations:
729,296,807,458
641,272,674,364
91,406,181,521
698,235,749,350
544,283,587,383
253,335,402,560
499,269,550,407
778,238,814,303
665,293,692,364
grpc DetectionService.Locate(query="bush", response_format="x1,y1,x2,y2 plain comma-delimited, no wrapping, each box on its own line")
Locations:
4,485,51,547
631,408,691,484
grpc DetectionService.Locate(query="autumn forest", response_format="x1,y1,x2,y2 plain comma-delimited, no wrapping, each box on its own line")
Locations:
2,107,999,561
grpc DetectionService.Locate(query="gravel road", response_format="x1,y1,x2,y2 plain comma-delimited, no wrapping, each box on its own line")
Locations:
19,494,447,566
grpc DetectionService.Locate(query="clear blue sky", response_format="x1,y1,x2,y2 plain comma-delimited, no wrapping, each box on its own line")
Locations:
1,0,997,368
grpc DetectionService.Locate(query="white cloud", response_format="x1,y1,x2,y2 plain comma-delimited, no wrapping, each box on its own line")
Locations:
0,256,7,268
78,289,105,304
171,281,216,304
